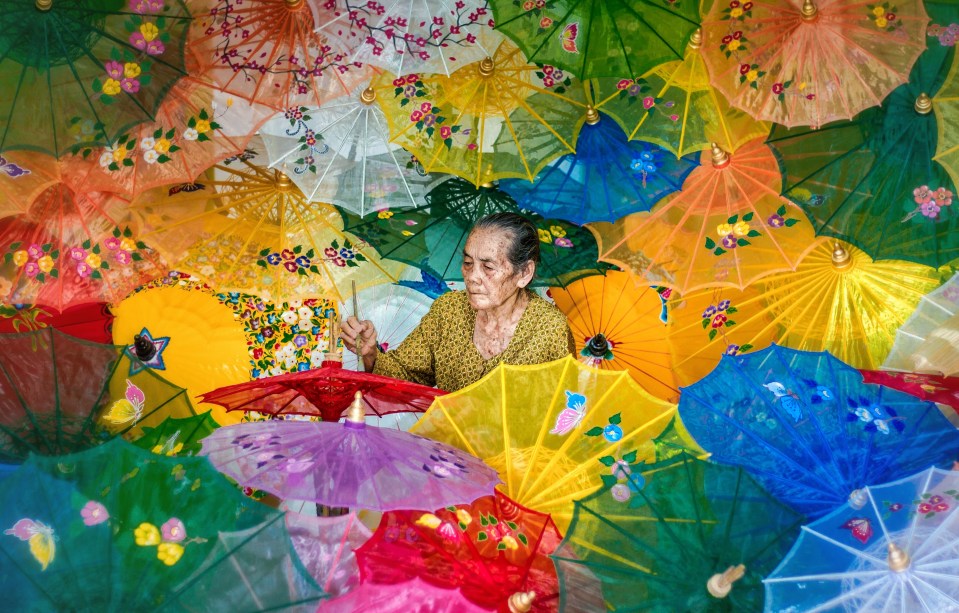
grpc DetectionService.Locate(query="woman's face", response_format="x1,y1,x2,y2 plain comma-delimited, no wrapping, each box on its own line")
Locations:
462,227,532,311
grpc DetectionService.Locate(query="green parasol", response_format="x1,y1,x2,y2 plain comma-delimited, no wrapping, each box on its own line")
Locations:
552,452,803,612
766,1,959,267
488,0,699,79
131,412,220,457
0,438,326,610
0,0,191,159
340,177,611,288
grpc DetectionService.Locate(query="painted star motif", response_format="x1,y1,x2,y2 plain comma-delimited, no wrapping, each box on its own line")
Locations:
124,327,170,376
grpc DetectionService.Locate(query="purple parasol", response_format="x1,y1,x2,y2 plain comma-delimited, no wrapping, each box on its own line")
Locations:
199,392,501,511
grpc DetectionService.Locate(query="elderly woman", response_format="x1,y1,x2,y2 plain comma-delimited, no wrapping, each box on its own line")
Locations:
340,213,575,392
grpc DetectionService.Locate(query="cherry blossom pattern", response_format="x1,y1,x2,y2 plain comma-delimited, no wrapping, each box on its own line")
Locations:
331,0,494,64
585,413,624,443
867,3,902,31
903,185,954,222
599,450,644,504
83,108,222,171
537,224,573,248
93,0,171,104
928,23,959,47
704,212,762,256
845,396,905,435
280,106,331,175
202,0,357,96
914,491,959,518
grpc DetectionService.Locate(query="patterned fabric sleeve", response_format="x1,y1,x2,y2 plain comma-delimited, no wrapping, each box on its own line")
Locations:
371,295,445,387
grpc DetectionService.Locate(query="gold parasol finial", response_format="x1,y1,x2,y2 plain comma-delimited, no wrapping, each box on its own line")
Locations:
285,0,304,7
688,27,703,50
479,57,495,77
710,143,731,168
508,591,536,613
831,241,852,269
887,543,911,572
345,391,365,424
801,0,818,21
706,564,746,598
36,0,52,10
585,105,600,125
360,86,377,105
915,92,932,115
274,170,293,191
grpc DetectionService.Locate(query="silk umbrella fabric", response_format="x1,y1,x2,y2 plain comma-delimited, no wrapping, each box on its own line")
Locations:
339,282,433,371
283,506,371,599
0,302,114,344
885,271,959,374
701,0,928,128
678,345,959,519
321,578,492,612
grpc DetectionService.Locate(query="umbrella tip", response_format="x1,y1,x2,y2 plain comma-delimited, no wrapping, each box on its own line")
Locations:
479,57,495,78
508,591,536,613
274,170,293,191
360,86,377,105
915,92,932,115
707,564,746,599
345,391,365,424
35,0,52,10
847,488,868,509
585,333,610,358
710,143,731,168
887,543,910,572
284,0,304,7
801,0,818,21
831,242,852,270
133,334,157,362
585,105,601,125
688,28,702,49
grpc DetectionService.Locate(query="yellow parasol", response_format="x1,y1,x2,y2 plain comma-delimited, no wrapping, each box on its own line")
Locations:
933,45,959,194
374,40,588,186
411,355,692,531
128,146,403,302
589,138,819,294
667,240,946,387
591,28,769,159
550,271,679,402
112,285,251,426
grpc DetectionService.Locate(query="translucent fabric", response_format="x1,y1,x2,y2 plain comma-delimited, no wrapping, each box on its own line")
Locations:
702,0,927,128
317,0,505,77
0,301,114,343
374,41,588,186
339,283,433,372
355,491,583,612
0,439,326,611
489,0,699,79
259,84,441,215
934,44,959,191
0,184,166,311
187,0,370,110
885,272,959,373
679,345,959,519
112,285,251,425
199,419,501,509
859,370,959,416
341,177,610,288
913,314,959,377
128,146,404,303
0,328,199,461
554,453,803,613
590,138,818,293
592,32,770,158
132,413,220,457
498,115,699,224
410,355,686,530
283,507,371,599
550,270,679,402
766,3,959,267
321,577,491,612
765,467,959,612
199,363,444,421
0,0,190,158
68,74,275,199
665,240,945,387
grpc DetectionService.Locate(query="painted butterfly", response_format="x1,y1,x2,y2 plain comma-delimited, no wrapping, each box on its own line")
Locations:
561,23,579,54
102,380,146,425
4,518,55,570
550,390,587,435
0,155,30,178
840,517,873,544
167,182,205,196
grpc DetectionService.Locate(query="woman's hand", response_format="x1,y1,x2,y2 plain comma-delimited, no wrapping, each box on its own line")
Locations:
340,316,379,372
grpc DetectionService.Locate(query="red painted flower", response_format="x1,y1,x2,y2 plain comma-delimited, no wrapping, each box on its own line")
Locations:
919,502,933,514
740,63,751,75
711,313,727,328
772,82,784,94
732,31,743,40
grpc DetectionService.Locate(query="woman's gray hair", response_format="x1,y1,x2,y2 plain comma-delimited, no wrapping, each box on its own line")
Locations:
471,212,540,276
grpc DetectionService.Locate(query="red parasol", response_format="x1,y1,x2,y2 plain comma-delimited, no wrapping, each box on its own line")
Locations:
199,361,444,421
0,302,113,343
859,369,959,417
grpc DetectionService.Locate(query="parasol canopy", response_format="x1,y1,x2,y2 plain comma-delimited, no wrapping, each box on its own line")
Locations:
131,412,220,457
884,271,959,374
284,506,371,599
0,301,114,343
679,344,959,519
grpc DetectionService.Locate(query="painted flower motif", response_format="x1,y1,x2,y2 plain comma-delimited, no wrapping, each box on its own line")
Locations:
538,229,552,243
102,78,122,96
12,250,29,266
134,522,162,546
550,225,566,238
182,128,199,141
455,509,472,526
81,501,109,526
711,313,728,328
716,223,733,237
160,518,186,543
124,63,142,78
76,262,93,278
157,542,184,566
36,255,54,273
378,210,394,219
768,213,785,227
105,61,124,80
85,253,102,268
24,262,39,278
554,237,573,248
611,483,632,502
732,221,750,236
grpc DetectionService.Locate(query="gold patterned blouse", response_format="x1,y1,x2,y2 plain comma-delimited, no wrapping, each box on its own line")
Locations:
373,290,576,391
